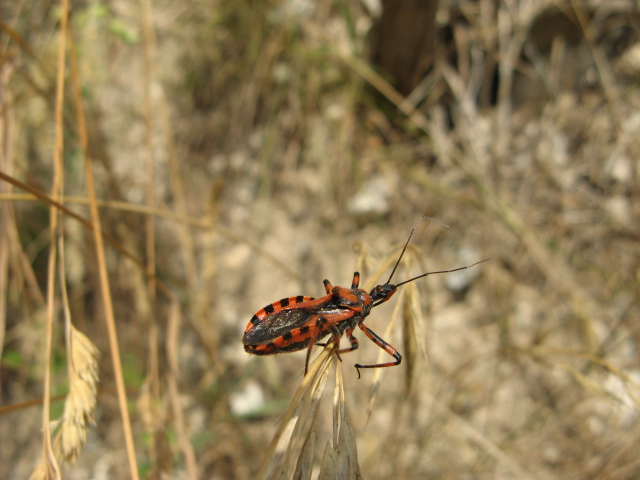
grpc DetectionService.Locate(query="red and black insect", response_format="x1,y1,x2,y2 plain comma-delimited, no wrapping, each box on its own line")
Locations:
243,217,488,377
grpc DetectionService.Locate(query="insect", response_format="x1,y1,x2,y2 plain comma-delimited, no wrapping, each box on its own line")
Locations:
243,217,489,377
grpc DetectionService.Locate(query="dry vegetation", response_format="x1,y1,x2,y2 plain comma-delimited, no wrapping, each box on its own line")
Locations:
1,0,640,479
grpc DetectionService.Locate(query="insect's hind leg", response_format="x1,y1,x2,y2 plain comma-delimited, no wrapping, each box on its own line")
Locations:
354,323,402,379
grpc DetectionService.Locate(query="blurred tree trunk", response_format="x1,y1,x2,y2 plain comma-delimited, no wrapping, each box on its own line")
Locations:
372,0,439,96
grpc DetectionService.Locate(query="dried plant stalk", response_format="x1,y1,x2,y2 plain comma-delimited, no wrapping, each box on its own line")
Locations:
27,460,57,480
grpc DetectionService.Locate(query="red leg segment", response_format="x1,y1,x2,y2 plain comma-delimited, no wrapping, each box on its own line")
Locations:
354,323,402,379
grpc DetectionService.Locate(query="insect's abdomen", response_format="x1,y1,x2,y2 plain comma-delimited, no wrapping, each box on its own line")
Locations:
244,295,315,334
244,327,312,355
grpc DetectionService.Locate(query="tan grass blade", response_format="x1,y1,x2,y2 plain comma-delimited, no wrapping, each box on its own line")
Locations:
166,299,200,477
0,57,19,366
37,0,70,475
136,0,166,471
254,345,334,480
0,210,6,364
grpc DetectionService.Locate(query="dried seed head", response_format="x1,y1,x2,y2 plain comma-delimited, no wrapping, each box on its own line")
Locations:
255,343,361,479
54,327,99,463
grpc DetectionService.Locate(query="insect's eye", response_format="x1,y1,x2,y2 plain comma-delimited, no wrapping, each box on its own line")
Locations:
369,285,384,299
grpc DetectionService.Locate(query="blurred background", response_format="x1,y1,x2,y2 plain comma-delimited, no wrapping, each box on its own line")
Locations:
1,0,639,478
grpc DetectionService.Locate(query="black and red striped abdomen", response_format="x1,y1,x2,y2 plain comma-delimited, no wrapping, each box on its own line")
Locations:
243,295,315,334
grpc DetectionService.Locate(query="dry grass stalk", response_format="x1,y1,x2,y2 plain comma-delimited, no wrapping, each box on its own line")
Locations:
27,460,57,480
137,7,164,475
68,20,141,479
37,0,70,475
54,326,99,463
166,298,199,478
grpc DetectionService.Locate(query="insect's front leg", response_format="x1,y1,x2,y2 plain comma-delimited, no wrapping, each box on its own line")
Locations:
354,323,402,379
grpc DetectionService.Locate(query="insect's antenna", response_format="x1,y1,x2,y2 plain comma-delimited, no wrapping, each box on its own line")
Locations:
393,258,491,288
384,216,449,285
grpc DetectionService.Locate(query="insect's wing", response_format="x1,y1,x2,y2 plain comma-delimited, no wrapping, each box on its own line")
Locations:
243,307,316,345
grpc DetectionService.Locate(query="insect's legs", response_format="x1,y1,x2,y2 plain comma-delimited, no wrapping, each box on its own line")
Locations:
316,326,359,353
304,316,343,375
336,327,359,354
354,323,402,379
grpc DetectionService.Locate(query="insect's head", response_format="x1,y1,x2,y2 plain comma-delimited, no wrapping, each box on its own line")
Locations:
369,283,398,303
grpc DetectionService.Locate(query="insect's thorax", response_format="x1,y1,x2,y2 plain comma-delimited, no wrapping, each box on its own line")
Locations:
332,286,371,308
329,286,373,327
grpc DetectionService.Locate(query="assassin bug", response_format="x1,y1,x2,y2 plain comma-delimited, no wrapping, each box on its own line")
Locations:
243,217,489,378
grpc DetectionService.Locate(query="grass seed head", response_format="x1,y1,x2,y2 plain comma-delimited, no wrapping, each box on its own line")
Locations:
54,327,100,464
